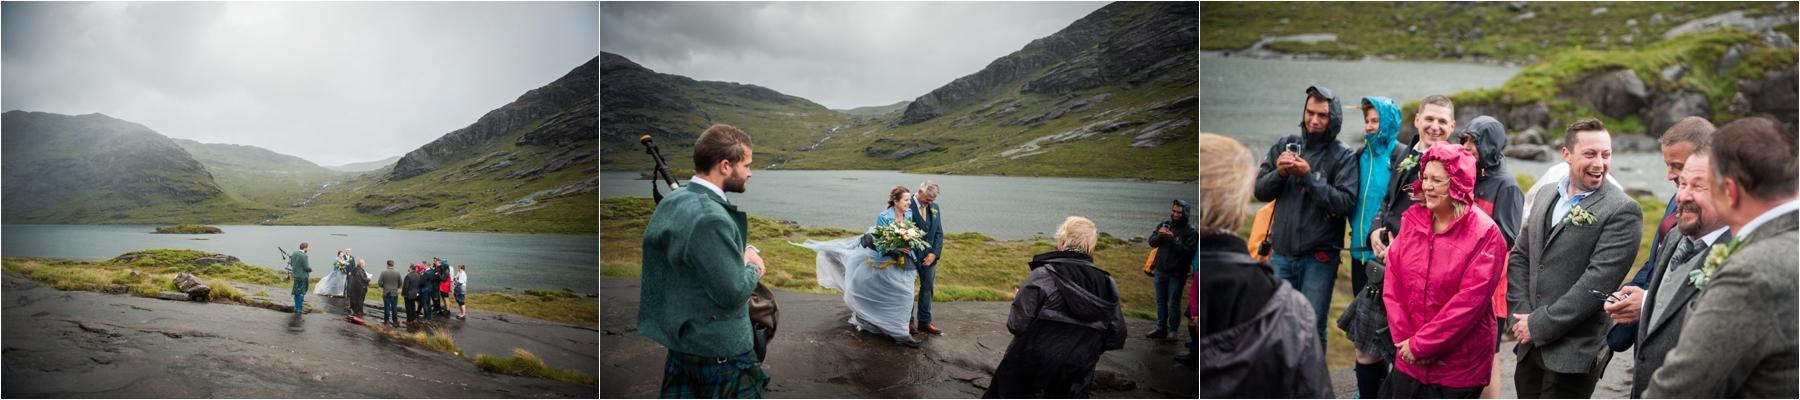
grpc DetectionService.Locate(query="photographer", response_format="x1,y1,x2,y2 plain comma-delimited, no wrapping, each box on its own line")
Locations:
1252,85,1358,349
1146,200,1196,340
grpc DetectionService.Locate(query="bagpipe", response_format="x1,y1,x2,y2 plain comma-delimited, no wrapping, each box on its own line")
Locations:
641,134,779,362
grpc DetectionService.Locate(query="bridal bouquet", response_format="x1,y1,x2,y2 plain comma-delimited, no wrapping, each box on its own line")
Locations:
872,218,930,258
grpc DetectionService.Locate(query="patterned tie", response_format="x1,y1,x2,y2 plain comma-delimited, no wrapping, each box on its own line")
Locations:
1651,236,1705,329
1670,236,1705,265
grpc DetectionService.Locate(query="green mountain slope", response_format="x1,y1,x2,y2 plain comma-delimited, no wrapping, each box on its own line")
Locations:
273,57,599,233
1,111,271,224
599,2,1196,181
598,52,854,174
172,138,348,209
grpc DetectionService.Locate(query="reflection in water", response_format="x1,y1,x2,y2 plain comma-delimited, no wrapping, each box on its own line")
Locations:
287,313,306,334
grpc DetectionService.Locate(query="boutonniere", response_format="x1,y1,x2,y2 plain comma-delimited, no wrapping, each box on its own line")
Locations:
1396,154,1419,171
1689,239,1744,290
1564,204,1598,226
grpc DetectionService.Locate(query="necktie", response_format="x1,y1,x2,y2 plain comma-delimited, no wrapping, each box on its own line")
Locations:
1652,237,1705,328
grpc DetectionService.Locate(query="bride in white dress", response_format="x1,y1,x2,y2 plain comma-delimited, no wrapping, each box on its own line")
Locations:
797,186,926,347
312,249,349,297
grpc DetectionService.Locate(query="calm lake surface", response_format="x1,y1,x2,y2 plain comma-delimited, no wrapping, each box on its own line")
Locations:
2,224,598,293
1202,54,1674,199
602,170,1198,241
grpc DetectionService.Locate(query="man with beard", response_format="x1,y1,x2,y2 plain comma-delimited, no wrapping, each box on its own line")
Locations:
639,124,770,398
1252,86,1358,348
1604,136,1728,397
1646,117,1798,397
1507,119,1643,398
1604,117,1713,357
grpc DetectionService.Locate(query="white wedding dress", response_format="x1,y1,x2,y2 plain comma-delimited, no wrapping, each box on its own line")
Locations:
797,207,920,341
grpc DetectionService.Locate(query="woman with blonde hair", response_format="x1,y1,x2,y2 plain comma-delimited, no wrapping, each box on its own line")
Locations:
984,216,1126,398
1199,133,1331,398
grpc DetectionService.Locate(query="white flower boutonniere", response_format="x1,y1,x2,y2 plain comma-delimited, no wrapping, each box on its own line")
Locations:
1396,154,1419,172
1564,204,1598,226
1689,239,1743,290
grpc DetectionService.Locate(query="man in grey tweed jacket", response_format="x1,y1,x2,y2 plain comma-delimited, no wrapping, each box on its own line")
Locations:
1646,117,1799,397
1507,119,1643,398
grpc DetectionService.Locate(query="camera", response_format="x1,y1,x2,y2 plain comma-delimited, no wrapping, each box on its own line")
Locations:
1285,142,1302,153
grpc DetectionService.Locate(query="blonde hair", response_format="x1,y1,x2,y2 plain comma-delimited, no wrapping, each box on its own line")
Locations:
918,180,940,200
1200,133,1255,233
1055,216,1098,253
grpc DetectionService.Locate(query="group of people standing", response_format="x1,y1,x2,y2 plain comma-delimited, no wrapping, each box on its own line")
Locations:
1202,85,1799,398
637,124,1195,399
283,245,471,326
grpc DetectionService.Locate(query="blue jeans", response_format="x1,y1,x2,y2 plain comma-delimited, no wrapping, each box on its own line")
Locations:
382,294,398,324
1271,252,1339,349
294,294,305,314
916,263,936,326
1154,267,1190,332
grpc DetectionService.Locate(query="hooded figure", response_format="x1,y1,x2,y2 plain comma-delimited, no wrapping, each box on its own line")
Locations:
985,250,1127,398
1253,85,1359,259
1458,116,1524,247
1148,200,1197,273
1252,85,1360,349
1382,143,1507,394
1352,96,1401,264
1460,116,1525,349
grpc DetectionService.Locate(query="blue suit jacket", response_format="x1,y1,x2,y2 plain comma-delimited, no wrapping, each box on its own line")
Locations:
910,198,944,267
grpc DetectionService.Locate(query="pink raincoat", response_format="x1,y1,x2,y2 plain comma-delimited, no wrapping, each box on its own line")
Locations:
1383,143,1507,388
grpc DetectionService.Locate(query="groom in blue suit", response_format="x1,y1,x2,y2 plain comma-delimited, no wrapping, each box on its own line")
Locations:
911,181,945,335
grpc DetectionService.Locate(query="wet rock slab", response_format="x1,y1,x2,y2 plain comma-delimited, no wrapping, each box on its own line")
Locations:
602,277,1198,398
2,275,596,398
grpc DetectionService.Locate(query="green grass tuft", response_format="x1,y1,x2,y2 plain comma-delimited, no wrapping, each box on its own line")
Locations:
473,348,598,386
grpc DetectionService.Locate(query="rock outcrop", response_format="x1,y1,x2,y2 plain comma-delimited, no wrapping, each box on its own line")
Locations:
899,2,1196,125
391,57,598,180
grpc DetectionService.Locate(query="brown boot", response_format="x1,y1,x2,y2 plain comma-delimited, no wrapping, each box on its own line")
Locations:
909,323,918,335
922,323,943,335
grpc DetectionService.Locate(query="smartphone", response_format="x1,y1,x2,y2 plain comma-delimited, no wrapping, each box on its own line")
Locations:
1586,288,1622,303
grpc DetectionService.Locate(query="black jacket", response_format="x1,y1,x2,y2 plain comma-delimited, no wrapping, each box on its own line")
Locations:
1200,233,1333,398
984,250,1127,398
1148,200,1198,274
401,271,420,299
1254,85,1359,258
1464,116,1525,247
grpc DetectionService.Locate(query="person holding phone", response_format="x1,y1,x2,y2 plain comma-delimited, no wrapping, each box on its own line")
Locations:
1252,85,1358,350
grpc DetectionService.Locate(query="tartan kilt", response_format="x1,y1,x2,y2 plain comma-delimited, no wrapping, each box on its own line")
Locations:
660,349,769,399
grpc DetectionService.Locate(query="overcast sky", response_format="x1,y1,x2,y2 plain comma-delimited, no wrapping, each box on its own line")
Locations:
601,1,1107,110
2,2,598,167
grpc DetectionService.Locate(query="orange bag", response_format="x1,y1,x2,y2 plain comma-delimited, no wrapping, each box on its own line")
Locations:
1246,200,1278,263
1142,248,1159,276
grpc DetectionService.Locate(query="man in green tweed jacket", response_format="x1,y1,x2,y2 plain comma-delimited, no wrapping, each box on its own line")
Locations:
640,124,769,398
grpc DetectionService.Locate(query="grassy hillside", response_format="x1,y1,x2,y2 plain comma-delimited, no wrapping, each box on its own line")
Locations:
1422,29,1797,140
781,79,1197,181
273,114,596,234
173,139,349,209
1,111,276,225
1202,2,1794,63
